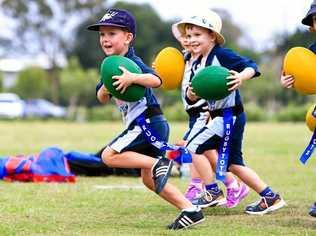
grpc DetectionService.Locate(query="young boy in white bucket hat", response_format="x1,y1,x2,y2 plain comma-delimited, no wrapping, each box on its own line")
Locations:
174,9,286,215
171,13,248,209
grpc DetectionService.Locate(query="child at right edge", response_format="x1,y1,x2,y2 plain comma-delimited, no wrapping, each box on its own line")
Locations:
175,9,286,215
280,0,316,217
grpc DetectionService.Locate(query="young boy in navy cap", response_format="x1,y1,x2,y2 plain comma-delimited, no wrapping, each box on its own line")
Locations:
87,8,204,229
280,0,316,217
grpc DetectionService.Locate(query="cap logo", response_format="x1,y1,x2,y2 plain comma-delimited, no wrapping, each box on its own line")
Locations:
100,11,118,21
191,16,213,28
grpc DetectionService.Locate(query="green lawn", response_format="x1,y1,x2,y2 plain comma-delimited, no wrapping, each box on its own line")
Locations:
0,121,315,235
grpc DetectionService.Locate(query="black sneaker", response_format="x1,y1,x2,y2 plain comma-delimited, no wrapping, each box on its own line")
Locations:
167,207,205,230
245,194,286,215
152,158,173,194
191,189,226,208
309,202,316,217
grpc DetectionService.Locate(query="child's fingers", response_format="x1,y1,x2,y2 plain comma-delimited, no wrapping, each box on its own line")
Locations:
227,79,241,91
229,70,238,75
226,75,236,80
118,66,127,73
285,77,294,83
115,83,124,91
112,80,119,85
228,83,238,91
188,88,196,96
112,75,121,80
226,80,237,86
284,75,293,80
120,86,127,94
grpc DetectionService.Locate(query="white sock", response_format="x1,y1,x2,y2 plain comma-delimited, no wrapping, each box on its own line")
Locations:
183,206,200,212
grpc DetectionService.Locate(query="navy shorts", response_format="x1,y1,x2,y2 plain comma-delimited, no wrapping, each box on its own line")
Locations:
183,111,209,141
109,115,169,158
186,112,246,167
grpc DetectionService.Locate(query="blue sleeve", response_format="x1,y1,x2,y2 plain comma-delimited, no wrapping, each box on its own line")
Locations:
96,81,103,95
130,55,162,85
131,55,157,75
216,47,261,78
309,42,316,54
95,81,113,98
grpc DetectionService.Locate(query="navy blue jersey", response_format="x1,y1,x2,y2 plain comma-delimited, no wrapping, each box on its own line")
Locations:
186,45,260,153
197,45,260,111
96,47,161,127
182,54,208,114
309,42,316,53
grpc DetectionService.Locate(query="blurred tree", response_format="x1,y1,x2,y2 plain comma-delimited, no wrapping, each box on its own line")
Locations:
1,0,106,104
71,1,178,69
11,66,49,99
274,28,315,55
70,3,262,109
253,28,316,111
0,38,11,57
113,1,177,64
0,72,3,92
59,57,99,118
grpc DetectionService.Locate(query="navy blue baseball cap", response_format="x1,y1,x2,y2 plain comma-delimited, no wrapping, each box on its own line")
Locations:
87,8,136,36
302,0,316,26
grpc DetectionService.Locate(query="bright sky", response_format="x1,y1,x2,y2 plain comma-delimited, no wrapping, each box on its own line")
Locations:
114,0,313,51
0,0,313,52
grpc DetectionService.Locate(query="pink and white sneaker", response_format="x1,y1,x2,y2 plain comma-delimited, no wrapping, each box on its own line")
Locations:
185,184,203,202
226,182,249,208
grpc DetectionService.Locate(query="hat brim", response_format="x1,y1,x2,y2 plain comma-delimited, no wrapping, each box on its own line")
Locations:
302,8,316,26
87,22,128,31
174,18,225,45
171,23,182,41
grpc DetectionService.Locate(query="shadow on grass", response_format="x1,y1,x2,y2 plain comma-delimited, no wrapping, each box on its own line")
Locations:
278,217,316,230
203,207,244,216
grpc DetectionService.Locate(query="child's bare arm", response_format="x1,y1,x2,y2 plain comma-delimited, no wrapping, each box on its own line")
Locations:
227,67,256,91
97,84,111,104
112,66,161,94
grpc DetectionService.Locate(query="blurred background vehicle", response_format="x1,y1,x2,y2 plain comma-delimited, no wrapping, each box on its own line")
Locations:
0,93,25,118
24,99,67,118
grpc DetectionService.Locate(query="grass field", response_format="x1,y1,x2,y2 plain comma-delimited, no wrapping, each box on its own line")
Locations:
0,121,315,235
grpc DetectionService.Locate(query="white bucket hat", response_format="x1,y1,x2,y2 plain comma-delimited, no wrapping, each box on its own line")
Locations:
172,9,225,45
171,23,182,42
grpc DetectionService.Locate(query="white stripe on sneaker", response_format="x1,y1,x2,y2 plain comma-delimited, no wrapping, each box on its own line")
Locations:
179,215,194,228
156,167,169,176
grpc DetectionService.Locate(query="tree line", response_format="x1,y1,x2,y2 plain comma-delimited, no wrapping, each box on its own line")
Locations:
0,0,315,121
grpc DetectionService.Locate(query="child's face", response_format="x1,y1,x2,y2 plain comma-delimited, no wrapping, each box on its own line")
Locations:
99,26,133,56
179,35,192,52
185,25,216,56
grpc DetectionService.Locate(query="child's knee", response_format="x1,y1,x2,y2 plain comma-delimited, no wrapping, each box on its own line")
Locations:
141,170,154,191
101,147,116,167
228,164,242,174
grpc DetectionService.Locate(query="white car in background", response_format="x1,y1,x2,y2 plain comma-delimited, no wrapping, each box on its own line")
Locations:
0,93,25,118
24,99,66,118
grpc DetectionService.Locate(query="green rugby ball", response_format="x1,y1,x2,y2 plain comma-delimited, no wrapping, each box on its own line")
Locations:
191,66,231,100
101,55,145,102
